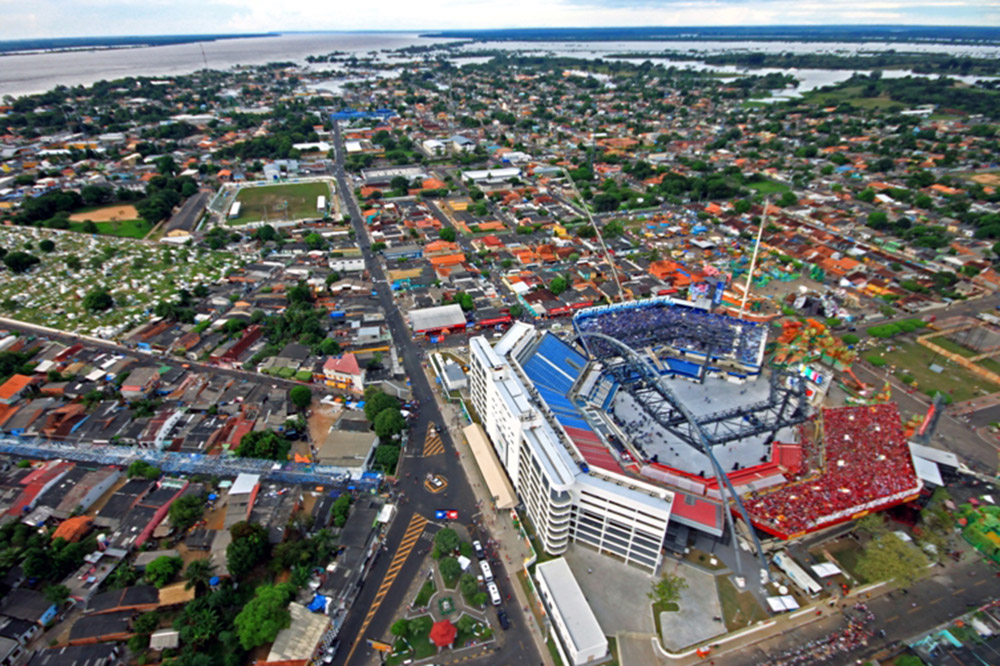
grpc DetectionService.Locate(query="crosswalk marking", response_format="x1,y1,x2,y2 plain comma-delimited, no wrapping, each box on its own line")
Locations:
423,426,445,456
342,513,429,665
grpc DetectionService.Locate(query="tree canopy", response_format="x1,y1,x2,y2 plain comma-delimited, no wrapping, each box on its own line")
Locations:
235,430,291,460
234,582,295,650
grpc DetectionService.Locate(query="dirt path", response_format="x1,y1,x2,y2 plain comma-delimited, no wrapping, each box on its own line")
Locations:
69,204,140,222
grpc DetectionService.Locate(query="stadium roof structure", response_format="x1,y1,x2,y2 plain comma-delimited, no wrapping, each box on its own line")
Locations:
408,304,467,334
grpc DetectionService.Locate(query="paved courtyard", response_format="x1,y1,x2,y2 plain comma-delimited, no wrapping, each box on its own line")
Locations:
656,558,726,651
563,544,656,635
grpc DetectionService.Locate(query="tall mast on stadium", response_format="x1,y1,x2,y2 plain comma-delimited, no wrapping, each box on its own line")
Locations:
738,198,769,319
561,168,626,304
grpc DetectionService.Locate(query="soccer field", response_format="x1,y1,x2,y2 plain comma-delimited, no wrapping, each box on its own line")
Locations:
229,181,330,224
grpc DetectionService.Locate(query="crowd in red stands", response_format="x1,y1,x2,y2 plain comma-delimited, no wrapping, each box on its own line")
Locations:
743,404,920,536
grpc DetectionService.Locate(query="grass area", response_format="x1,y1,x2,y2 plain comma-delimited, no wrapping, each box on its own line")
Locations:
683,548,727,571
826,539,867,583
651,600,679,641
804,85,901,110
977,356,1000,375
68,218,152,239
547,637,565,666
229,181,330,224
716,575,768,631
746,179,791,195
931,336,977,358
877,340,1000,402
413,579,436,608
605,636,620,666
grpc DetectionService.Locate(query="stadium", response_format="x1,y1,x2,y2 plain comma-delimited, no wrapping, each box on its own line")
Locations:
470,295,922,572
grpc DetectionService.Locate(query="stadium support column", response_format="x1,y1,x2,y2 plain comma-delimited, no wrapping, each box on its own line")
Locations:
738,199,769,320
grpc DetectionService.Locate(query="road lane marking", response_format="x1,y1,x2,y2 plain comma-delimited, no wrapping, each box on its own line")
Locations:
907,607,921,614
953,588,967,595
342,513,429,665
929,598,942,605
974,579,987,587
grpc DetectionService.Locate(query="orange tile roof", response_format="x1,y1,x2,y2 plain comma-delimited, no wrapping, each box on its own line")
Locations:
0,374,32,401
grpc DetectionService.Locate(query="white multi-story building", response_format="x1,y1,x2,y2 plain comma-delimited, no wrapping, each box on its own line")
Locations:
469,323,672,571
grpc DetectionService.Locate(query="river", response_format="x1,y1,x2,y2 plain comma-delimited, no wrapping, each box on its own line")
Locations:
2,32,997,99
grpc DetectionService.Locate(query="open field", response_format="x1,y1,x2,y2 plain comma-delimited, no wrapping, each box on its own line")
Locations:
746,179,791,195
970,172,1000,187
69,204,140,222
68,218,152,239
228,181,330,224
803,85,901,110
874,340,1000,402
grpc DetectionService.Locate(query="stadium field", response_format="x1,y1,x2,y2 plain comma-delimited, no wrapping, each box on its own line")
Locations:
228,181,330,224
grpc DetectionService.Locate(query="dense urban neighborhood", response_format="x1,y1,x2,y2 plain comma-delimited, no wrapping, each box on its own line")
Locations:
0,29,999,666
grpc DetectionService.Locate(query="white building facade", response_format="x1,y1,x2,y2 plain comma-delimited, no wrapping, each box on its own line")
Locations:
469,325,672,571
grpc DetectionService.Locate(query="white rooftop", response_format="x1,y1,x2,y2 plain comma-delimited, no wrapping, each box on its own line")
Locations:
230,473,260,496
535,558,607,657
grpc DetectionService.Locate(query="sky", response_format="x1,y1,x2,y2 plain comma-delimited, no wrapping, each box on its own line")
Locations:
2,0,1000,40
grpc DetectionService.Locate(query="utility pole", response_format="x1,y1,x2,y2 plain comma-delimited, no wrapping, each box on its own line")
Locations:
739,198,769,320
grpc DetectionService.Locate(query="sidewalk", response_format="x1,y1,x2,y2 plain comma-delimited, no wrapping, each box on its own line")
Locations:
434,391,556,666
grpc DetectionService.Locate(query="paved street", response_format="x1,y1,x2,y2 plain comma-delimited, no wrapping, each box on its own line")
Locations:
714,556,1000,666
329,122,544,666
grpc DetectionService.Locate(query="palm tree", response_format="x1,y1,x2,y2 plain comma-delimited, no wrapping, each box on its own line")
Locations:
184,558,216,592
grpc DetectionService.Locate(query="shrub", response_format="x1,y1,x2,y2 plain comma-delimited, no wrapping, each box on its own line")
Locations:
867,355,888,367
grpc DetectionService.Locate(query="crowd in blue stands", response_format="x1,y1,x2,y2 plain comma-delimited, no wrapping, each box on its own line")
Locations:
521,334,593,433
577,303,766,365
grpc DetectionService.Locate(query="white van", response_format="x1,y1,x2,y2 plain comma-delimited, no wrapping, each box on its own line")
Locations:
487,581,502,606
479,560,494,583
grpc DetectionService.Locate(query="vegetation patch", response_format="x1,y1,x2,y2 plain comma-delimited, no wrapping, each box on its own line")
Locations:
229,181,330,224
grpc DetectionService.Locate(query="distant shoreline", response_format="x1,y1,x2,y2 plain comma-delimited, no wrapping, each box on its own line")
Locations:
421,25,1000,46
0,33,279,56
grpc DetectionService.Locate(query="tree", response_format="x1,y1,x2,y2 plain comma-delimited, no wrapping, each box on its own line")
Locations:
857,188,876,203
439,556,462,585
43,583,70,606
409,615,433,638
857,532,928,586
364,390,400,423
289,385,312,411
374,409,406,441
82,288,114,312
459,573,480,603
235,430,291,460
434,528,461,555
373,445,400,473
456,614,478,635
184,558,216,592
733,199,752,214
156,155,178,176
234,583,295,650
438,227,457,242
778,191,798,208
227,522,269,579
391,618,411,637
145,555,184,588
128,460,161,480
549,276,569,296
648,572,688,607
330,493,352,528
866,211,889,230
855,513,888,538
2,251,40,274
39,239,55,253
841,334,860,346
168,493,206,533
304,232,325,250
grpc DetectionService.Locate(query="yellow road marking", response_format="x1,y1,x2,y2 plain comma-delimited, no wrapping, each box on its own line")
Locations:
342,513,428,665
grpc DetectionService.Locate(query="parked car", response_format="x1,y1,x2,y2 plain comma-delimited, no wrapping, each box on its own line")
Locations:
496,608,511,630
472,539,485,560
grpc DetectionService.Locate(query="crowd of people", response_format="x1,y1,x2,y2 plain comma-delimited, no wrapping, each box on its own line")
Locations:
577,301,766,366
762,603,876,665
742,404,920,535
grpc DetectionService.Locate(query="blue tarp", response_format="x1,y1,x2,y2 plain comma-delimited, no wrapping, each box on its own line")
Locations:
308,595,328,613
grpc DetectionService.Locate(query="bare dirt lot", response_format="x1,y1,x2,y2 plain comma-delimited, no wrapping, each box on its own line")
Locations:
970,172,1000,186
69,204,140,222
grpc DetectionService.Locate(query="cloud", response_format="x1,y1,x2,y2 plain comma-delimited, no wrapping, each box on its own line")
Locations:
1,0,998,39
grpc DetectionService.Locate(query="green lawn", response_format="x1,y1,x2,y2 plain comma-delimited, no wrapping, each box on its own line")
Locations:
68,218,152,239
651,600,679,641
746,179,791,195
827,540,867,583
804,85,901,110
877,340,1000,402
931,336,977,359
229,181,330,224
413,579,436,608
977,356,1000,375
716,576,768,631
